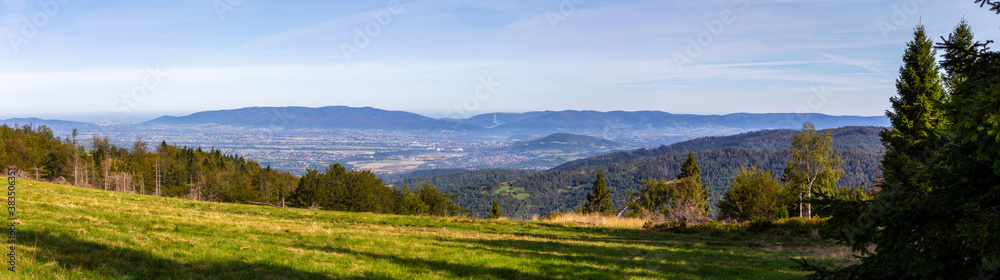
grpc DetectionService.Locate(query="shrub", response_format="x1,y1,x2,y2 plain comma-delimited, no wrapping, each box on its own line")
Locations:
745,218,775,234
718,166,788,222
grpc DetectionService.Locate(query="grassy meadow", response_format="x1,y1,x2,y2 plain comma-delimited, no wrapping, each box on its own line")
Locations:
7,180,850,279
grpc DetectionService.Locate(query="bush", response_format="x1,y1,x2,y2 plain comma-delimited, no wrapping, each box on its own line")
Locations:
745,218,775,234
644,217,833,243
718,166,788,222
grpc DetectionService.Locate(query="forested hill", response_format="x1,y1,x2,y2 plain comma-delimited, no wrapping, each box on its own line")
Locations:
502,133,625,152
552,126,883,171
452,148,881,218
425,126,885,218
392,169,540,190
488,133,631,163
378,168,469,182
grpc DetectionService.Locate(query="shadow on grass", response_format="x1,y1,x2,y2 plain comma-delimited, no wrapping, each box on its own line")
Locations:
313,245,560,280
21,229,364,280
438,236,805,279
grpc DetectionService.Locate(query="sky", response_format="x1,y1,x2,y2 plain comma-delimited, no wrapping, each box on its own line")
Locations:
0,0,998,123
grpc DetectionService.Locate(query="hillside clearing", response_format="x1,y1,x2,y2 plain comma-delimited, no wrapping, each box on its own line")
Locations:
9,180,847,279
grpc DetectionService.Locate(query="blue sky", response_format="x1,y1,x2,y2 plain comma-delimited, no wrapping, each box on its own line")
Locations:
1,0,998,123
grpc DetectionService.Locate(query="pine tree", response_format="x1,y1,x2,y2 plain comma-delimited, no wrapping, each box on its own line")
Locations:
583,172,612,214
489,200,502,219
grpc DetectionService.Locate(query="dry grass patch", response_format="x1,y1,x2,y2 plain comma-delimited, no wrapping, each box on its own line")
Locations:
540,212,649,229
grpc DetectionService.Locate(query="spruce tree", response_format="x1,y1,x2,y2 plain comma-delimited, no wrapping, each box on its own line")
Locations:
805,17,1000,279
938,18,976,96
583,172,612,214
675,151,708,216
489,200,502,219
678,151,702,186
880,25,946,193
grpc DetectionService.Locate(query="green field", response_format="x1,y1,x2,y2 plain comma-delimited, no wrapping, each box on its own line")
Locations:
7,180,846,279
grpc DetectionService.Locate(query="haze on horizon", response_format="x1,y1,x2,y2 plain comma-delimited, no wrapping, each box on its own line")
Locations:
2,0,997,123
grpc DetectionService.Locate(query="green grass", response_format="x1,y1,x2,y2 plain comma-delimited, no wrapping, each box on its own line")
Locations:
494,183,529,199
8,180,847,279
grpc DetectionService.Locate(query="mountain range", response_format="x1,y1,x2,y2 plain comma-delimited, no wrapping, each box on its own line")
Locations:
138,106,888,142
143,106,483,131
6,106,889,142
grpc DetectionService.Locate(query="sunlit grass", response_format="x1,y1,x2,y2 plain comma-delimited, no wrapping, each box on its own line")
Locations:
8,180,847,279
539,212,650,230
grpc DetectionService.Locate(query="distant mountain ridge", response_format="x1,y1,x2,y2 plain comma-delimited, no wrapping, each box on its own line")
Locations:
143,106,482,131
446,110,888,134
140,106,888,141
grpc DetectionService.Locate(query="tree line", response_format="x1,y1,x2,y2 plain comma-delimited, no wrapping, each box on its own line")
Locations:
0,124,463,217
567,123,845,224
449,143,880,219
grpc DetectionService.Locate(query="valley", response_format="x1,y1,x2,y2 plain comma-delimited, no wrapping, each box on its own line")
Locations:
0,106,889,176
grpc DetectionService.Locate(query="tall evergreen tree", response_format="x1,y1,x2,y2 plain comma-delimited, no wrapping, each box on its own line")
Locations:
786,122,842,219
489,200,502,219
677,151,708,215
805,15,1000,279
678,151,702,186
938,18,976,96
880,24,947,193
583,172,612,214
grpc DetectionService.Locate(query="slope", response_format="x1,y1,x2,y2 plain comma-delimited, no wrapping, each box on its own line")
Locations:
12,180,842,279
553,126,883,171
501,133,626,154
453,147,881,218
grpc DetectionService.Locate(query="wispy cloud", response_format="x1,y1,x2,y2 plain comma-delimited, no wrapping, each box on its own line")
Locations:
4,0,1000,117
816,52,890,76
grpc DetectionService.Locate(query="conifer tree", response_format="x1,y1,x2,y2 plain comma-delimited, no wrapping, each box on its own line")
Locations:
880,24,947,194
583,172,612,214
678,151,702,186
489,200,502,219
805,15,1000,278
938,18,976,96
